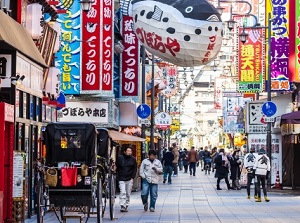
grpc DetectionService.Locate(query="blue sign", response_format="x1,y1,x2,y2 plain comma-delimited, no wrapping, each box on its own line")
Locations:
137,104,151,119
262,101,277,117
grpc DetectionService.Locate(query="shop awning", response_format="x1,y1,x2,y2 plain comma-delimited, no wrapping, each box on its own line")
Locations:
281,111,300,125
108,130,145,142
0,11,47,67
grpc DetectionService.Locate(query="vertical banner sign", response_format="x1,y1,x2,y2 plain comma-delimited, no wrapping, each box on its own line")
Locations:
295,1,300,81
214,77,236,109
160,66,178,98
238,28,263,92
81,1,101,93
56,1,81,95
266,0,291,91
101,0,114,91
222,92,245,133
121,16,139,98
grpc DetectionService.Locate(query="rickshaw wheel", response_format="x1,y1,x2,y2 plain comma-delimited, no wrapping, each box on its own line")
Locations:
109,173,116,220
97,175,103,223
36,179,44,223
102,191,107,216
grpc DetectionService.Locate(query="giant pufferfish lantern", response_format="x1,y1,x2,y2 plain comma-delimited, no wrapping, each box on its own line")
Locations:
121,0,224,67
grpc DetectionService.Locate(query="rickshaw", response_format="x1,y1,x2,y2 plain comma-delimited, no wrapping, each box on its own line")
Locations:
35,123,116,223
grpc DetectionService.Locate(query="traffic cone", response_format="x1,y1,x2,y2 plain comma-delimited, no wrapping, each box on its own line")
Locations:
272,170,282,190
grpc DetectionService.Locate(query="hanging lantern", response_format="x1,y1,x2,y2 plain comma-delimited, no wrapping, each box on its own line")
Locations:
25,3,43,39
46,67,60,96
121,0,223,67
49,21,62,53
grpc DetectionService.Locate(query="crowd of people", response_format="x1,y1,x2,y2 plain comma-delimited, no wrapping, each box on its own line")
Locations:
160,144,271,202
115,143,271,214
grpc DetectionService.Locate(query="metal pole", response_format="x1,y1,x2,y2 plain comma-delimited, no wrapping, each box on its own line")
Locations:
150,54,155,149
164,97,167,148
141,46,146,139
167,97,171,148
266,12,272,190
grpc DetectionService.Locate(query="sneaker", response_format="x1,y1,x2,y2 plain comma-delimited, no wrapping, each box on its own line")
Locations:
163,179,166,184
264,196,270,202
255,198,262,202
143,203,148,211
217,187,222,190
149,207,155,212
254,195,258,199
173,174,177,177
247,195,250,199
120,206,126,212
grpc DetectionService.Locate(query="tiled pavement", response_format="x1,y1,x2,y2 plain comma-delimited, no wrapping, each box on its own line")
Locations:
25,168,300,223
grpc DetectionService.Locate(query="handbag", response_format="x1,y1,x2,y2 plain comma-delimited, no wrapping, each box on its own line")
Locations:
45,168,58,187
81,164,88,177
61,165,78,187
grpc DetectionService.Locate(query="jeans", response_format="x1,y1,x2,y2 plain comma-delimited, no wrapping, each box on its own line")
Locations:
189,162,196,175
247,173,257,196
163,165,173,183
178,160,183,171
255,174,267,198
119,180,133,207
141,178,158,209
183,165,189,173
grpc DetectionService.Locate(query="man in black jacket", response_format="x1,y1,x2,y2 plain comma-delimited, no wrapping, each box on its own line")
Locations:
116,146,137,212
162,147,175,184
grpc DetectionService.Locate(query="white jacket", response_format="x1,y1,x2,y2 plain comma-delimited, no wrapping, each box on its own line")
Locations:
253,154,270,176
244,152,258,168
139,158,163,184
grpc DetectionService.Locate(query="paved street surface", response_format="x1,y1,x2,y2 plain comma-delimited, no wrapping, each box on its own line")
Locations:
26,168,300,223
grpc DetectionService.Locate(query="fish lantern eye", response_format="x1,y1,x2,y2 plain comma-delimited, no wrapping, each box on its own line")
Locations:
185,6,193,13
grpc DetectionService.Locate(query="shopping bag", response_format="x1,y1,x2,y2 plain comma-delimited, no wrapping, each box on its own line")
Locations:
61,166,78,187
45,168,58,187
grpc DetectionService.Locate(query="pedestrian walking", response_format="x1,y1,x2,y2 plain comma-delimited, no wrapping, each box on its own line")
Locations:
188,146,199,176
116,145,137,212
215,148,231,190
229,150,241,190
210,147,218,172
198,147,204,170
203,146,212,174
253,148,270,202
140,150,163,212
172,143,179,176
243,147,258,199
178,148,184,171
162,147,174,184
182,148,189,173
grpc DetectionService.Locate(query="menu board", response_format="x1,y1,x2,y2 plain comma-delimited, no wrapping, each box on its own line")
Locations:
13,152,25,198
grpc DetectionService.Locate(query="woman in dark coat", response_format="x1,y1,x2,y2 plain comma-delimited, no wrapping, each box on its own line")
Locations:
215,148,231,190
229,151,241,190
182,148,189,173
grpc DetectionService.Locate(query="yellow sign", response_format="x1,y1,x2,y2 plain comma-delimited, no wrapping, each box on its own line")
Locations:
170,119,180,131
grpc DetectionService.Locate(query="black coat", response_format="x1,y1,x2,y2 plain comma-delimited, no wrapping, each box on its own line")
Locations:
162,151,174,166
214,154,229,178
116,155,137,181
229,157,241,180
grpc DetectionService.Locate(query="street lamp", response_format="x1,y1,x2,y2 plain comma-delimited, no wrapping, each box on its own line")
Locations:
80,0,94,12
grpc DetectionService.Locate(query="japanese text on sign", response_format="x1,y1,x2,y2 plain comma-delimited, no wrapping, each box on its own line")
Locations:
56,3,81,94
269,0,290,91
101,0,113,91
121,16,139,97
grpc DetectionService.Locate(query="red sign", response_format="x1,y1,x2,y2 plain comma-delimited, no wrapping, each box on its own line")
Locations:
81,1,101,92
121,16,139,97
101,0,113,91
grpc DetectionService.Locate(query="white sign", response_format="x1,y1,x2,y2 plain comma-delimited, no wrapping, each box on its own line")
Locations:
4,103,14,122
57,101,109,123
247,102,267,133
13,152,25,198
264,117,275,122
138,119,150,125
247,134,282,184
154,112,172,130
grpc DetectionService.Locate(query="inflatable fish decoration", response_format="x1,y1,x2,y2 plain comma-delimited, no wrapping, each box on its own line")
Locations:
121,0,224,67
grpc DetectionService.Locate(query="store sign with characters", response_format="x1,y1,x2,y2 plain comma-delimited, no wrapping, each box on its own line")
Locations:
57,101,109,123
